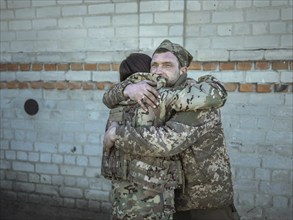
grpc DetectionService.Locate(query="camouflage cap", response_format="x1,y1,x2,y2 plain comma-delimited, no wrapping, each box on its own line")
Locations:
153,39,193,67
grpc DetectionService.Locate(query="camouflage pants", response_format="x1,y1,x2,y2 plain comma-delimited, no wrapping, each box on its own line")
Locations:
111,180,174,220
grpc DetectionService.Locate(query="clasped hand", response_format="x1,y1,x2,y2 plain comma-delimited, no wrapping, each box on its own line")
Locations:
103,121,119,156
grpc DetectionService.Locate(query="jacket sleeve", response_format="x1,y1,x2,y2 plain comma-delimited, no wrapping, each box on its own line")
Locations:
102,80,132,109
169,75,227,112
114,110,220,157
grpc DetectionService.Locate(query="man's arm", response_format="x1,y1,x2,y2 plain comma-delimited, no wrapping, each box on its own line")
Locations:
108,110,220,157
103,79,159,110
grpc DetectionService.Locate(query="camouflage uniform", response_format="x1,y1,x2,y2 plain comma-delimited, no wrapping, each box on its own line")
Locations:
102,72,227,219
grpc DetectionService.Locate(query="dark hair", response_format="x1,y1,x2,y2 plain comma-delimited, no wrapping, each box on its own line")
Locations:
119,53,151,81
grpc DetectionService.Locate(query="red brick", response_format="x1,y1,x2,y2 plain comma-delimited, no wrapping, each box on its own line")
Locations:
0,63,7,71
220,62,235,71
18,82,30,89
290,61,293,70
7,81,18,89
0,82,7,89
84,63,97,71
56,82,68,90
44,64,56,71
236,62,252,71
42,82,55,89
272,61,288,70
58,64,69,71
96,82,105,90
32,64,43,71
68,82,81,89
98,64,111,71
20,64,30,71
203,62,217,71
71,63,83,71
224,83,238,92
256,84,272,93
112,63,120,71
189,62,201,70
83,82,95,90
239,84,254,92
30,82,43,89
255,61,270,70
7,63,19,71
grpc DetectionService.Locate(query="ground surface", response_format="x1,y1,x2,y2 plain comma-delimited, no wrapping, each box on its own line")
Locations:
0,199,111,220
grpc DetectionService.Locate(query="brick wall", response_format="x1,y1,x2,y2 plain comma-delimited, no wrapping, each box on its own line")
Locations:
0,0,292,220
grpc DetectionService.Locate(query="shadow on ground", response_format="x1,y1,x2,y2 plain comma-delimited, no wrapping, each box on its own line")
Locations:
0,200,111,220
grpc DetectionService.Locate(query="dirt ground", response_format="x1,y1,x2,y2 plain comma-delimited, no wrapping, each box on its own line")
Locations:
0,199,111,220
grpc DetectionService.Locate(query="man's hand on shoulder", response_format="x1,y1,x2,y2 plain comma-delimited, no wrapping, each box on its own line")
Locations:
123,80,160,111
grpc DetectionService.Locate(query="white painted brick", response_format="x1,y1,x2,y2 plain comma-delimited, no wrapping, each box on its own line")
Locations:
270,22,287,34
65,70,91,81
246,9,280,21
186,1,201,11
0,21,8,31
36,6,61,18
285,94,292,106
221,71,246,83
115,2,137,13
0,160,11,169
244,36,280,48
250,93,284,105
197,49,229,61
9,20,31,30
170,0,184,11
52,154,63,164
230,50,264,61
252,23,269,35
246,71,279,83
234,23,251,35
200,24,217,36
281,8,293,20
28,152,39,162
116,27,138,37
84,16,111,27
12,161,34,172
185,26,200,37
155,12,184,24
265,49,293,60
10,41,34,52
58,17,83,28
88,4,114,15
0,72,16,81
36,163,59,174
213,37,244,49
88,27,114,38
17,151,28,160
57,0,82,4
262,155,292,169
212,11,244,23
140,13,153,24
0,10,14,20
32,0,56,7
272,0,290,6
140,1,169,12
0,31,16,41
280,71,293,83
0,0,7,9
253,0,270,7
15,8,35,19
187,12,210,24
140,26,168,37
64,176,75,186
11,140,33,152
112,14,138,26
76,156,88,166
40,71,66,81
15,182,35,192
217,25,232,36
64,155,76,165
5,151,16,160
281,35,293,47
203,0,218,10
15,71,41,81
218,0,235,10
32,19,57,29
83,144,100,156
169,25,183,36
7,0,30,9
60,165,83,176
35,142,58,153
36,184,58,196
15,30,36,41
62,5,87,16
60,186,83,198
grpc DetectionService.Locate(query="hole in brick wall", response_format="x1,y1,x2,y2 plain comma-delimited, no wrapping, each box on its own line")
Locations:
24,99,39,116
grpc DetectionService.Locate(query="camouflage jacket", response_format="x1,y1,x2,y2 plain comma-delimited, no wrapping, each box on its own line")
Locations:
103,73,233,212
